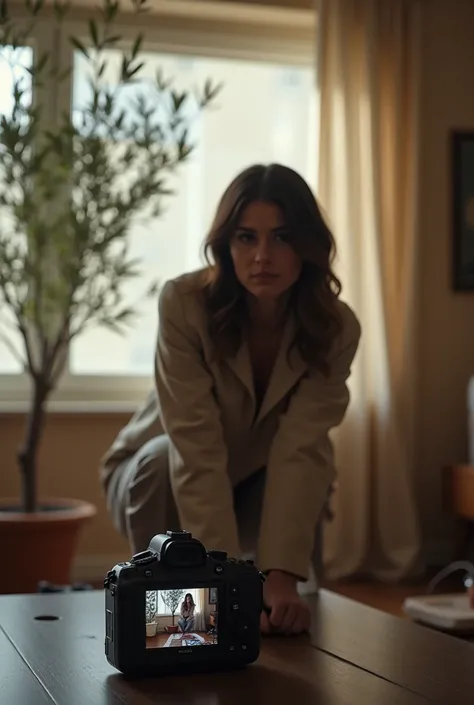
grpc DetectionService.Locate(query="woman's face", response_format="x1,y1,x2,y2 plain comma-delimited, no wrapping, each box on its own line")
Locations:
230,201,301,301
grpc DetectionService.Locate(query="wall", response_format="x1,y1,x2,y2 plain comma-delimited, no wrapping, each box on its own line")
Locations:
416,0,474,552
2,0,474,580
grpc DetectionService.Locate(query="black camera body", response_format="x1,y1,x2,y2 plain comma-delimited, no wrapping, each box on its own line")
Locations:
104,530,265,677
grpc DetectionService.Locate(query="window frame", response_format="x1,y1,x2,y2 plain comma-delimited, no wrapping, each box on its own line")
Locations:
0,0,316,410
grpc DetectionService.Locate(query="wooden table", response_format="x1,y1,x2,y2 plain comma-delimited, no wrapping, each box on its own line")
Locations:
1,588,473,705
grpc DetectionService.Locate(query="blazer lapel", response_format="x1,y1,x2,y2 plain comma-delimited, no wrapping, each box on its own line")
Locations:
255,315,308,426
224,314,308,426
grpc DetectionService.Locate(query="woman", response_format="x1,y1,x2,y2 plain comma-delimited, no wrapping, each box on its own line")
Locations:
178,593,196,635
100,163,361,637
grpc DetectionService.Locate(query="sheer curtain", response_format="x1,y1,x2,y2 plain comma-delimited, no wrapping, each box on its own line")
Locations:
316,0,424,581
193,588,205,632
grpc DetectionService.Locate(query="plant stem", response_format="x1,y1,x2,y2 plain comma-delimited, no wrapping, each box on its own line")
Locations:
17,378,48,513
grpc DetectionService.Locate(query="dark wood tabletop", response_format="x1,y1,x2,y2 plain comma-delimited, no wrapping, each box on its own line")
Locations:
0,588,473,705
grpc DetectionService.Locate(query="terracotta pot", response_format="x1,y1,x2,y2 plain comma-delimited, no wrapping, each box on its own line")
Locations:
0,497,96,595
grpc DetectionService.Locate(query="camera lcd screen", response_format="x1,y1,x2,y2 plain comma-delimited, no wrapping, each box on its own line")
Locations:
145,587,219,649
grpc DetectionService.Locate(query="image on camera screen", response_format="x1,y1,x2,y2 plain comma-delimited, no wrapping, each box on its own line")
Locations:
145,587,219,649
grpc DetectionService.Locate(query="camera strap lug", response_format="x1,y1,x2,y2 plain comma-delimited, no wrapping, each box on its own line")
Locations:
104,570,117,589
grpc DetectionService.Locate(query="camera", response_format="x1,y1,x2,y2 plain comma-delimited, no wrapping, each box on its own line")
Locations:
104,530,265,676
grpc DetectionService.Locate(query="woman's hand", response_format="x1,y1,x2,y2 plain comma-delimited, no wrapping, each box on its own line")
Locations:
260,570,311,636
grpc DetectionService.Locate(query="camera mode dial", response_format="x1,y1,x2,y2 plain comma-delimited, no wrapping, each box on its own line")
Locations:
208,550,228,561
130,549,158,566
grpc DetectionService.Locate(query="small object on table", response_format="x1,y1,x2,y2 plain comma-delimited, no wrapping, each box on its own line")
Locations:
403,560,474,634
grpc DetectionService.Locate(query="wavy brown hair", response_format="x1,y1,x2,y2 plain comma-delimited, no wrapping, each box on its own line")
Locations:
199,163,343,376
181,593,195,610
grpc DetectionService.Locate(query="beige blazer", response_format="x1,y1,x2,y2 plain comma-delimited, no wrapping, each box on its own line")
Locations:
101,270,361,580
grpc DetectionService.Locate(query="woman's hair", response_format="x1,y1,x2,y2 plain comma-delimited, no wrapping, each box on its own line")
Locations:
182,593,195,609
200,163,343,376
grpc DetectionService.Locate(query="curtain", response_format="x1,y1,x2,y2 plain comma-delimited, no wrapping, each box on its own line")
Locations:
193,588,205,631
316,0,424,581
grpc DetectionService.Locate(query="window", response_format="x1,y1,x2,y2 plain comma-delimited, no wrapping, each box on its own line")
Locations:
69,50,316,377
154,588,203,617
0,3,316,405
0,45,33,375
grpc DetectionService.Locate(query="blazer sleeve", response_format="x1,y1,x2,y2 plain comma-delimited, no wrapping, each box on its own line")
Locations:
257,305,361,580
99,389,162,495
154,280,241,559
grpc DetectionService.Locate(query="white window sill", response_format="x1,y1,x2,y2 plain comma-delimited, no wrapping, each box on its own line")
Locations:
0,374,150,413
154,613,202,619
0,401,138,415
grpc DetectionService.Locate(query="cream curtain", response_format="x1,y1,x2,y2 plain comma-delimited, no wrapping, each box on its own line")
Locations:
316,0,424,581
193,588,205,631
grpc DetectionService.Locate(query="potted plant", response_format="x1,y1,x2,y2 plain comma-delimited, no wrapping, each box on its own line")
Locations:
160,589,185,633
0,0,219,594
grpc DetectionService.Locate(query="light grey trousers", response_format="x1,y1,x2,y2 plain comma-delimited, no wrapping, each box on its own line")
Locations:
106,435,324,590
178,617,195,633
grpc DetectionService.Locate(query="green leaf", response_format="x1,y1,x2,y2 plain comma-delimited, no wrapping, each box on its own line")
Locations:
88,19,99,48
57,65,72,82
35,51,49,74
0,0,10,22
131,33,143,59
146,280,160,298
31,0,44,16
103,34,122,46
53,1,70,20
127,61,144,80
171,90,186,113
114,306,135,322
155,67,171,91
70,36,89,58
102,0,119,22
